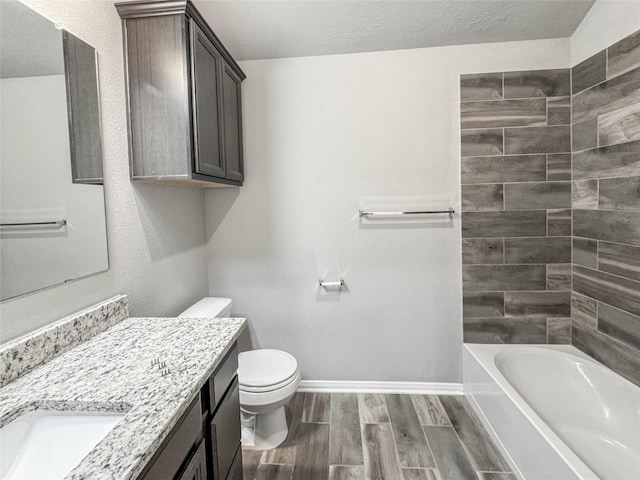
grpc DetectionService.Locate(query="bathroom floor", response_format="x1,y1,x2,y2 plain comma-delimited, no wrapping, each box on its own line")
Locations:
242,393,515,480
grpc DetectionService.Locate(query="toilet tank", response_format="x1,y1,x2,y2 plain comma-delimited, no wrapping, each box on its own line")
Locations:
178,297,232,318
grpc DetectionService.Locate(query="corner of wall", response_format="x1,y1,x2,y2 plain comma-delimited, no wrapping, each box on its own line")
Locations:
570,0,640,65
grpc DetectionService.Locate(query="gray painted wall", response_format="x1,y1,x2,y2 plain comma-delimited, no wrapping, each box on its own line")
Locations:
205,38,569,383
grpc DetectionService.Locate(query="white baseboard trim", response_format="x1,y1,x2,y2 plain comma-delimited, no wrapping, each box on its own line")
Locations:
297,380,463,395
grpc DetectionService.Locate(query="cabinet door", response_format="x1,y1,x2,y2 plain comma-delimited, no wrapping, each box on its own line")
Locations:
177,441,207,480
221,64,244,183
190,20,225,178
210,379,241,480
225,447,243,480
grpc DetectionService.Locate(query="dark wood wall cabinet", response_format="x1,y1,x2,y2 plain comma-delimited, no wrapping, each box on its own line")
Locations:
115,0,245,187
137,344,243,480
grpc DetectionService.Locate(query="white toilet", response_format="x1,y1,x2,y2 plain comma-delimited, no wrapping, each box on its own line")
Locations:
178,297,301,451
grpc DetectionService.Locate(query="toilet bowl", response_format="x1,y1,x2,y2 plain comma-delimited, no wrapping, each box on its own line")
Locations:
238,349,301,450
178,297,301,451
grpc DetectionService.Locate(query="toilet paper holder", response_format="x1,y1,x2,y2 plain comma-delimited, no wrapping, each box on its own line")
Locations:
319,278,345,289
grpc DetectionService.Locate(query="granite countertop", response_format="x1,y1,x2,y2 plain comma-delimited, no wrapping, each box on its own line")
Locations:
0,316,246,480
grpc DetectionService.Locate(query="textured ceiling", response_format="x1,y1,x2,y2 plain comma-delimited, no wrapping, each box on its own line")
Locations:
0,0,64,79
193,0,595,61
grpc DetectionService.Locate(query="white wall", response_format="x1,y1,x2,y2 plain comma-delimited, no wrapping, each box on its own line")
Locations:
0,0,209,343
205,38,570,383
571,0,640,64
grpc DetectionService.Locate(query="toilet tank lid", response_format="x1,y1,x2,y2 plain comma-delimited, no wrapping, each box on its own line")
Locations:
178,297,232,318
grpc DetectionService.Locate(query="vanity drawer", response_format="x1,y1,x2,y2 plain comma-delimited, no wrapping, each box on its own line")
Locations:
209,344,238,410
176,440,207,480
139,395,203,480
210,378,241,480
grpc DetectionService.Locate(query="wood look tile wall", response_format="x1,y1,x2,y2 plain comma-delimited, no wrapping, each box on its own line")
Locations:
460,67,572,345
460,31,640,385
570,30,640,387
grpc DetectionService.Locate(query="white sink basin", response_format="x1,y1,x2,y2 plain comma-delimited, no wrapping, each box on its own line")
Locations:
0,410,125,479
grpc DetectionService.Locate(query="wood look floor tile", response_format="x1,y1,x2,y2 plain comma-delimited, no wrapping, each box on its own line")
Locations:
385,394,436,468
255,464,294,480
330,393,364,465
243,450,263,480
357,394,390,424
302,393,331,423
422,426,477,480
402,468,442,480
439,396,511,473
292,423,330,480
328,465,364,480
246,393,513,480
410,395,450,426
476,473,517,480
361,423,404,480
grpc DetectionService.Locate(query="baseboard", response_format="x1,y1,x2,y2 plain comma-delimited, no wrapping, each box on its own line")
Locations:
297,380,463,395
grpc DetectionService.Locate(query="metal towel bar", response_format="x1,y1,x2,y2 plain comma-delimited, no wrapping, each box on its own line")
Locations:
359,208,455,217
0,219,67,228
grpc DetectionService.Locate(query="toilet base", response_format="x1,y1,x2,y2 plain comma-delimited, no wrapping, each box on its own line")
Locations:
241,406,288,450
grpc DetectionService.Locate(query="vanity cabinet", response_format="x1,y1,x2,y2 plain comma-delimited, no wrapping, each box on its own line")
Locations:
137,344,242,480
115,1,245,187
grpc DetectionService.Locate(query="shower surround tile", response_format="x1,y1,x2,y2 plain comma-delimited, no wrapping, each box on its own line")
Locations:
547,97,571,126
503,69,570,98
598,102,640,146
572,67,640,123
598,303,640,351
461,238,503,264
547,318,572,344
503,237,571,264
463,318,547,344
598,241,640,281
573,265,640,317
573,237,598,269
460,99,546,129
546,154,571,180
461,129,503,157
572,140,640,180
504,291,571,318
598,176,640,210
572,50,607,94
572,180,598,209
463,292,504,318
462,265,546,292
573,209,640,246
461,67,573,345
503,126,570,154
0,295,128,387
503,182,571,210
572,118,598,151
461,155,546,184
462,211,547,238
607,30,640,78
460,73,503,101
571,292,598,329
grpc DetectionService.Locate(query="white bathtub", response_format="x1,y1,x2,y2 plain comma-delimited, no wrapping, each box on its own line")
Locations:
463,344,640,480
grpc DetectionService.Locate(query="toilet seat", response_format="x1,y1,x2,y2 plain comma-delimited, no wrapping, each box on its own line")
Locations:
238,349,298,392
240,367,300,393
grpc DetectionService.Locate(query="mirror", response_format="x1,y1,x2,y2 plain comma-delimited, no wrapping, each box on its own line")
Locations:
0,0,108,301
